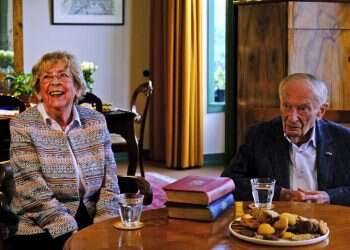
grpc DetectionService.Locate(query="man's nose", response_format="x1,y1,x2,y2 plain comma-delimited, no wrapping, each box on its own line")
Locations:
289,108,299,121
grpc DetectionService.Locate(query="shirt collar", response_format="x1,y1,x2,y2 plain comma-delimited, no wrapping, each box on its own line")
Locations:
37,102,81,129
284,124,316,148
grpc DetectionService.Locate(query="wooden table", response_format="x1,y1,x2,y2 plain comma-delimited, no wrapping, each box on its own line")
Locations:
64,202,350,250
104,110,138,176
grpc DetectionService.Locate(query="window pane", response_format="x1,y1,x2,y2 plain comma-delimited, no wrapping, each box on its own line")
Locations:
207,0,226,112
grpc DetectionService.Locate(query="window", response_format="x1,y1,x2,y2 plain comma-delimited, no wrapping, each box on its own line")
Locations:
207,0,226,113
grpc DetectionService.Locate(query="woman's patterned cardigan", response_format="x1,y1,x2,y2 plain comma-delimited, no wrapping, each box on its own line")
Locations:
9,105,119,238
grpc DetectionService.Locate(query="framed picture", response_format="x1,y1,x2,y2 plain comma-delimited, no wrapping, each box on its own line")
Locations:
52,0,124,25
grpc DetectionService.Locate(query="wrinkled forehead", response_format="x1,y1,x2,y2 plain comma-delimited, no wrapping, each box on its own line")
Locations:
281,79,320,105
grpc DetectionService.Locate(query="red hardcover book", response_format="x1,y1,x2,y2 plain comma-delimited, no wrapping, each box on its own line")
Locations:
163,176,235,205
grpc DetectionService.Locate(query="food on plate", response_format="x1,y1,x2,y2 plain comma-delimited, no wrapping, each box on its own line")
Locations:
230,208,329,242
280,212,297,226
240,214,260,229
257,223,275,235
102,103,113,112
273,216,288,230
281,231,294,239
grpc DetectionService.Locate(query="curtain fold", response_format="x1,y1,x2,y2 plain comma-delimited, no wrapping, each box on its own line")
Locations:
150,0,203,169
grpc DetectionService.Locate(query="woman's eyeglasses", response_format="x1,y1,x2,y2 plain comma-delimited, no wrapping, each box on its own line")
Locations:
41,71,72,84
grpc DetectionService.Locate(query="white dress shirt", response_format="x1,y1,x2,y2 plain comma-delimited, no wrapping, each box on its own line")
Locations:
285,126,318,191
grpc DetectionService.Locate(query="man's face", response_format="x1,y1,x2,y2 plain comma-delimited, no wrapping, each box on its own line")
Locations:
280,79,325,145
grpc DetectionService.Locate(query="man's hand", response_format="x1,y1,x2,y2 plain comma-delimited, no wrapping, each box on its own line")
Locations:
298,188,330,203
279,188,330,203
279,188,305,201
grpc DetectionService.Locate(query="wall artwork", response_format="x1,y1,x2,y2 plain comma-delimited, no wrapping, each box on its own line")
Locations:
52,0,124,25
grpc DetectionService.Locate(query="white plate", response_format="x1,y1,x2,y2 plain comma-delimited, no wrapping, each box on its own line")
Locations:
229,221,329,247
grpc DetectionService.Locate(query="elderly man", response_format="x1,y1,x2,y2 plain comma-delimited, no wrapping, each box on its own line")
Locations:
222,73,350,206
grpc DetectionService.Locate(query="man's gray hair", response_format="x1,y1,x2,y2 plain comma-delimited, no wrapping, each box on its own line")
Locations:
279,73,329,105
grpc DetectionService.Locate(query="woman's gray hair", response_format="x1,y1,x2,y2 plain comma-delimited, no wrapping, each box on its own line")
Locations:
279,73,329,106
31,51,86,98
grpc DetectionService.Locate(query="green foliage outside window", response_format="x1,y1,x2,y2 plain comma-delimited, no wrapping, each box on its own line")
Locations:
207,0,226,113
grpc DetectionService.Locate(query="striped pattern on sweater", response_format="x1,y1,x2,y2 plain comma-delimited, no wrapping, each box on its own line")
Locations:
10,105,119,238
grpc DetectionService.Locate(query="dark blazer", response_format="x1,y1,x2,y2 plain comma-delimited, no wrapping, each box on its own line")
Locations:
222,117,350,206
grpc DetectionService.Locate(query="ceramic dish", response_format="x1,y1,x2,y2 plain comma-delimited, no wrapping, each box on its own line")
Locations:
229,220,329,246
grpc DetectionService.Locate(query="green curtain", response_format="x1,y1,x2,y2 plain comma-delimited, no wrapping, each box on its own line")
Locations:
0,0,9,50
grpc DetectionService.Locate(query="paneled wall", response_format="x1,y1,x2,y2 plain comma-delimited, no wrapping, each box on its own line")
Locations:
236,1,350,147
289,2,350,109
236,2,287,147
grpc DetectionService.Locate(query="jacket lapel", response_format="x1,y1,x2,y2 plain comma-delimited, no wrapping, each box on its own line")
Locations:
271,119,291,188
316,120,334,190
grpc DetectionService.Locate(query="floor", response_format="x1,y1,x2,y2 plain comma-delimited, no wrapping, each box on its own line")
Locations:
118,160,224,179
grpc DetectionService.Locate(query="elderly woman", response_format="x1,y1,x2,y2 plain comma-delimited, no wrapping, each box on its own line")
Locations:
6,51,119,250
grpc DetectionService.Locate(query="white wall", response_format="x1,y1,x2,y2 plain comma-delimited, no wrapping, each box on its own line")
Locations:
23,0,131,108
22,0,225,155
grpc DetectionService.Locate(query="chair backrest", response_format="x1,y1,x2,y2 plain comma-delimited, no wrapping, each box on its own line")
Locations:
0,160,18,241
0,95,26,161
0,161,15,206
0,95,26,112
130,80,153,147
78,92,103,113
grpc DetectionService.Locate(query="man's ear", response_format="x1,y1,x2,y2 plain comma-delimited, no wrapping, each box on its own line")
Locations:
317,103,329,119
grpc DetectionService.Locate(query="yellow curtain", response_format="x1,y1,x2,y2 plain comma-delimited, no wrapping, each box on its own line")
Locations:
150,0,203,169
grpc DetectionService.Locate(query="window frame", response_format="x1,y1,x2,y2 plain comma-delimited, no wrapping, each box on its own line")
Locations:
207,0,226,113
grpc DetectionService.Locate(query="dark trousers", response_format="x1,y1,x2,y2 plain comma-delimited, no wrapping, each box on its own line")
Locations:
5,200,93,250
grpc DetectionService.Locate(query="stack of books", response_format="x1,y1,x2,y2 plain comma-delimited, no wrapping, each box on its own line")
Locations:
163,176,235,221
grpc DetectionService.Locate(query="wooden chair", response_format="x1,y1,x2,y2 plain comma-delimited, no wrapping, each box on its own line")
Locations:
78,93,153,204
77,92,103,113
0,95,26,161
111,80,153,177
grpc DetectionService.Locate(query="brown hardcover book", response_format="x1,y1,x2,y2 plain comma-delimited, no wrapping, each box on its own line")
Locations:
163,176,235,205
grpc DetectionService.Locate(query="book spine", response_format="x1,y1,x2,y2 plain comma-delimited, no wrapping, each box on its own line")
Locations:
206,180,235,204
208,194,234,220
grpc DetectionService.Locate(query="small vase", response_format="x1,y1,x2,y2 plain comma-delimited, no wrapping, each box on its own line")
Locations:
214,88,225,102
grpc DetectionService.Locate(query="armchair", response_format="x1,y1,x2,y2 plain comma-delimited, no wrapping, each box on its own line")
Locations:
0,161,18,248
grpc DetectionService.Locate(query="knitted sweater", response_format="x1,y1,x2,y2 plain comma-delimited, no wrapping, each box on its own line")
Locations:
10,105,119,238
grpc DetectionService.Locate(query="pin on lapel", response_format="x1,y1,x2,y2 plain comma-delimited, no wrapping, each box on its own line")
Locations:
325,152,333,156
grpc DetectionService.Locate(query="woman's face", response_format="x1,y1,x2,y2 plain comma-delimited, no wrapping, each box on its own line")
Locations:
38,60,80,116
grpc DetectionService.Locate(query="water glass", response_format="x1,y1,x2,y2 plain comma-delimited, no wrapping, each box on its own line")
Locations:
117,193,144,228
250,178,276,209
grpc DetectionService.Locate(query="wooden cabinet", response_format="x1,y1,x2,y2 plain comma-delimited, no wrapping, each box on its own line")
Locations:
235,1,350,147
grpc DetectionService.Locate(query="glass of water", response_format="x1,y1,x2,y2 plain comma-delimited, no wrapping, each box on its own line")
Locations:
250,178,276,209
117,193,144,229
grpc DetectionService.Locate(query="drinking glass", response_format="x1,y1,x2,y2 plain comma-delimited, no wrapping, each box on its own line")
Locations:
250,178,276,209
117,193,144,229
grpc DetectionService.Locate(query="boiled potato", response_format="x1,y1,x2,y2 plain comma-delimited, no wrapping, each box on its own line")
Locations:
280,212,297,226
257,223,275,235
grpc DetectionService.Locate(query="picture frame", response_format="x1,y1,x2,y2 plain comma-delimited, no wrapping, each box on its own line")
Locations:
52,0,124,25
